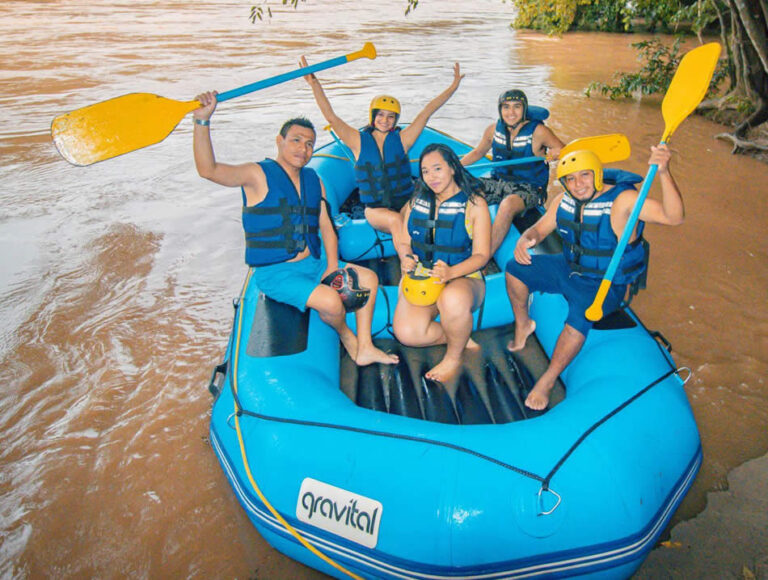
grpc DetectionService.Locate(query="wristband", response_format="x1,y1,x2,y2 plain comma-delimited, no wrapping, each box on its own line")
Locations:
194,118,210,126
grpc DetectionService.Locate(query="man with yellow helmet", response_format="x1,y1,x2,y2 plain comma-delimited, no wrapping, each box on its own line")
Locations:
505,144,684,411
301,57,463,263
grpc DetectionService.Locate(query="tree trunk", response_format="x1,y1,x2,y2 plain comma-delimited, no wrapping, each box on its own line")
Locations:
726,0,768,136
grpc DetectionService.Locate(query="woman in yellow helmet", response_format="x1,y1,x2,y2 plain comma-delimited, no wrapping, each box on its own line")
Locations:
393,143,491,383
301,57,463,263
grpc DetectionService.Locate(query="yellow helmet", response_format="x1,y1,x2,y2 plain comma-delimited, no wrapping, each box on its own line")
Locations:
369,95,401,125
402,272,445,307
556,149,603,193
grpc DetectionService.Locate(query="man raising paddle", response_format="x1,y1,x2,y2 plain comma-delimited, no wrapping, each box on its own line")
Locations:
505,145,683,410
192,91,397,367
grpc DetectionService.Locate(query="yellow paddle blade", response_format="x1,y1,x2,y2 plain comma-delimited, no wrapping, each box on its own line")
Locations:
559,133,630,164
661,42,721,141
51,93,200,166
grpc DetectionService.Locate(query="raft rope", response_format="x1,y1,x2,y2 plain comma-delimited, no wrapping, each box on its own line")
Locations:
223,271,693,572
230,269,364,580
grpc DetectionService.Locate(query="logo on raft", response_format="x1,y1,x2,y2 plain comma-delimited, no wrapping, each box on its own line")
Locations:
296,478,383,548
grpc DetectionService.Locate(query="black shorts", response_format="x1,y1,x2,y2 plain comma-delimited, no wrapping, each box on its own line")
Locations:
480,177,546,209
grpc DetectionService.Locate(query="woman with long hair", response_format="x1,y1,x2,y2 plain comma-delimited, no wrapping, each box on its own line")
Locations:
394,143,491,382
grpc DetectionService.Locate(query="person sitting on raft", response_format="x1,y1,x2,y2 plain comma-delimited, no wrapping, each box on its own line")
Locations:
192,91,397,367
393,143,491,383
461,89,564,255
506,145,684,410
301,57,463,262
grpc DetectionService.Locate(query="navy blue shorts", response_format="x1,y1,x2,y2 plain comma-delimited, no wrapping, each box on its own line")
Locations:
505,253,626,336
250,255,335,312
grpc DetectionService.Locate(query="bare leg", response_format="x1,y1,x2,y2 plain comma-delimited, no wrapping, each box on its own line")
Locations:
350,265,398,365
426,278,485,383
364,206,407,259
393,289,445,348
505,272,536,352
306,284,358,360
491,195,525,256
526,324,585,410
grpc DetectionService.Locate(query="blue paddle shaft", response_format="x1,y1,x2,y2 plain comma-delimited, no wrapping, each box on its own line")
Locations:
602,159,660,282
468,156,544,171
217,54,350,103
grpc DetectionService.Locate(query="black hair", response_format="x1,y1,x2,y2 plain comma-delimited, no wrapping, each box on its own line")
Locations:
414,143,484,202
364,109,400,133
279,117,316,138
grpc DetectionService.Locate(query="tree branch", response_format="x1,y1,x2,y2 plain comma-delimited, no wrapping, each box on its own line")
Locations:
732,0,768,76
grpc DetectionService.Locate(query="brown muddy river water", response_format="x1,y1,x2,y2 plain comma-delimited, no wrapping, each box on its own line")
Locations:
1,1,767,577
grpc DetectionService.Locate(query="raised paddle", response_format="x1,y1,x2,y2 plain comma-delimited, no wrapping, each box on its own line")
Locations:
585,42,721,322
51,43,377,166
467,132,631,173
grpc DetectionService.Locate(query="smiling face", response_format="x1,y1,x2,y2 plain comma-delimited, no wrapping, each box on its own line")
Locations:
500,101,525,127
276,125,316,169
373,110,397,133
420,150,457,197
562,169,597,201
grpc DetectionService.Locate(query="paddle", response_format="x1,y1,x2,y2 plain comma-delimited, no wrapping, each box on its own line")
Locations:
51,42,377,166
585,42,721,322
467,133,631,173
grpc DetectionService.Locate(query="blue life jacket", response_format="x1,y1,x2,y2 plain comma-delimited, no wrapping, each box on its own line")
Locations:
408,189,472,267
241,159,322,267
491,119,549,189
354,128,414,209
556,170,647,285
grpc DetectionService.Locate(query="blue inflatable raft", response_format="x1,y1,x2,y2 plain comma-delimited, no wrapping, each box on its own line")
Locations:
207,126,701,579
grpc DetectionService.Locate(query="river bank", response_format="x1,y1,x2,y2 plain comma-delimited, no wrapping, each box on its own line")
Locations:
638,450,768,578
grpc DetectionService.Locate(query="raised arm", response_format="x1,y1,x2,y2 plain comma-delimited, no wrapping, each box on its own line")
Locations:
460,124,495,166
193,91,265,197
400,63,464,151
532,124,566,160
612,144,684,235
300,56,361,158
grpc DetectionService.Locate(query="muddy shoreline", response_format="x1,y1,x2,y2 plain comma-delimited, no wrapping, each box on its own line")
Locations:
637,450,768,578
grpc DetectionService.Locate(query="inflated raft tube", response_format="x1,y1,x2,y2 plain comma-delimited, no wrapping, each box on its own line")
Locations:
208,128,700,579
209,268,699,579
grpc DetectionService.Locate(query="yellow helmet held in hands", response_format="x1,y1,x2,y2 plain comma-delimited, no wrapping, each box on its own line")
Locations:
369,95,401,125
556,149,603,193
402,271,445,307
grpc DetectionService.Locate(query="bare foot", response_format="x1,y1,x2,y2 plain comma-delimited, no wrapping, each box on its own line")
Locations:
356,344,399,366
425,355,462,383
525,378,554,411
507,319,536,352
339,327,359,361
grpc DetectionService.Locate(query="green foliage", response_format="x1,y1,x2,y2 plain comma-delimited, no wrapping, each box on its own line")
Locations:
631,0,684,32
574,0,632,32
509,0,707,34
585,38,683,99
670,0,722,36
585,37,727,100
510,0,587,34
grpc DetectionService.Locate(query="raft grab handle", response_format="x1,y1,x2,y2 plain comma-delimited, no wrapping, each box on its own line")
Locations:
650,329,673,353
208,360,228,399
538,486,562,517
